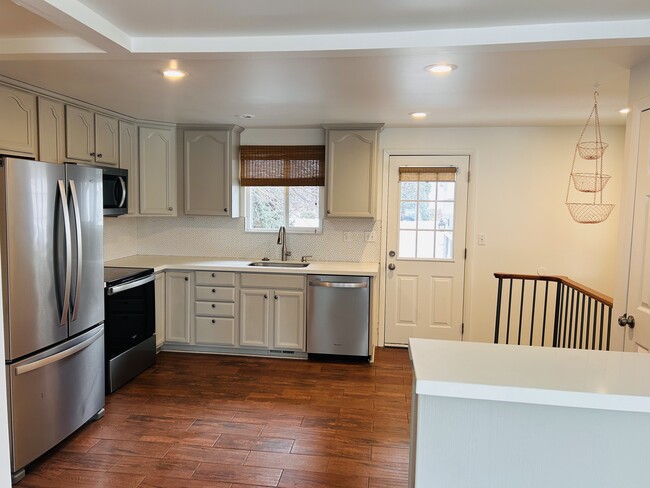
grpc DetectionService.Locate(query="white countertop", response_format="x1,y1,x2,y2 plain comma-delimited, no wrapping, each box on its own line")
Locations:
409,338,650,412
105,254,378,277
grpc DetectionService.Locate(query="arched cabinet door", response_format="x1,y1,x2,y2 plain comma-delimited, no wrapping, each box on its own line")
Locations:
139,125,177,216
0,84,37,157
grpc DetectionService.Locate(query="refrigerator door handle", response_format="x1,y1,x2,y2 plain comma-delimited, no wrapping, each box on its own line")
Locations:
57,180,71,326
14,327,103,376
69,180,83,322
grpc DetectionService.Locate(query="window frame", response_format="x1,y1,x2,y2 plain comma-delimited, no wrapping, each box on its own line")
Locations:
244,185,325,234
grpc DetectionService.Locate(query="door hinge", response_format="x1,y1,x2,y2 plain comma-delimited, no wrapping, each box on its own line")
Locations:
464,248,467,260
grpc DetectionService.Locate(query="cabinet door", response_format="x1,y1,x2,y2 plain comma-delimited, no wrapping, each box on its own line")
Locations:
184,130,230,216
140,125,177,215
65,105,95,162
0,84,37,157
119,121,139,215
165,271,191,344
94,114,119,166
326,129,377,218
273,290,305,351
37,97,65,163
240,289,270,348
154,272,166,349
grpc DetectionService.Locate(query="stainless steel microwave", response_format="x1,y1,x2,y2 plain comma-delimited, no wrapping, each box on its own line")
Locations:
103,167,128,216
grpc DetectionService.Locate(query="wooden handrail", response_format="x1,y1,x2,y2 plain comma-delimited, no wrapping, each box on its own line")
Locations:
494,273,612,307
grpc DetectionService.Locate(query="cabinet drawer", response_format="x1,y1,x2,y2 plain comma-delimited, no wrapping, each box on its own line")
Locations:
195,317,236,347
195,271,236,287
195,301,235,317
195,286,236,302
240,273,305,290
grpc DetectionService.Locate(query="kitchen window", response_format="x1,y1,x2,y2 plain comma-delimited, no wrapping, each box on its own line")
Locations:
241,145,325,233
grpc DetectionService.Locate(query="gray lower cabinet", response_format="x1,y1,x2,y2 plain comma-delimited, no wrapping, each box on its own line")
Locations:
154,272,166,349
165,271,191,344
194,271,237,347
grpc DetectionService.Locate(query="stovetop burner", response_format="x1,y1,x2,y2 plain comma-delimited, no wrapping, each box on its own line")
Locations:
104,266,154,287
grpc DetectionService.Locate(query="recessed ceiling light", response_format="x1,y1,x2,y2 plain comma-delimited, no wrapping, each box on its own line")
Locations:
619,108,631,114
409,112,429,118
237,114,256,119
424,64,457,74
162,69,188,79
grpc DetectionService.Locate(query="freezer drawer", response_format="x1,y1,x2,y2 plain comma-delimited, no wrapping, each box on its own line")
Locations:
7,325,105,473
307,275,370,357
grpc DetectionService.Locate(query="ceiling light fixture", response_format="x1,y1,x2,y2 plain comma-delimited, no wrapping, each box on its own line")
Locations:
424,64,457,74
162,69,188,79
619,108,630,114
409,112,429,118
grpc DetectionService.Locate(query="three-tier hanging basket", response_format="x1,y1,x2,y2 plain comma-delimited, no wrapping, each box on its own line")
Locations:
565,91,614,224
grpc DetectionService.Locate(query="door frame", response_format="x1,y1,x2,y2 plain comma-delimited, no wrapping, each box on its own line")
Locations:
613,94,650,352
377,148,478,347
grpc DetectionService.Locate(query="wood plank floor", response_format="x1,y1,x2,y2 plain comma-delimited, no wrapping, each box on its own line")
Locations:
19,347,412,488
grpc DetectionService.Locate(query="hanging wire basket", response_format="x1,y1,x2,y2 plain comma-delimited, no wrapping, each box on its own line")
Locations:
566,203,614,224
571,173,611,193
577,141,609,160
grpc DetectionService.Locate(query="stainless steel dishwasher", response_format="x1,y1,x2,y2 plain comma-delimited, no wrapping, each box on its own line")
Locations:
307,275,370,357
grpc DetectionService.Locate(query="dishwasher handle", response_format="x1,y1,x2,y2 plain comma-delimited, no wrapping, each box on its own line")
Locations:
309,280,368,289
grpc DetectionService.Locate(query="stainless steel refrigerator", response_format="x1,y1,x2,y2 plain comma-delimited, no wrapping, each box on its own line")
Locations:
0,157,105,483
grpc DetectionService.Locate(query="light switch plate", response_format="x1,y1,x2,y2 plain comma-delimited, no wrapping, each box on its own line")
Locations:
478,233,486,246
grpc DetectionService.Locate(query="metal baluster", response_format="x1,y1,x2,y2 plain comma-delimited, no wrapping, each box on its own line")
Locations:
598,302,605,350
572,290,580,349
543,281,551,347
530,280,538,346
579,292,586,349
506,279,513,344
494,278,503,343
518,280,526,345
606,306,612,351
585,297,592,350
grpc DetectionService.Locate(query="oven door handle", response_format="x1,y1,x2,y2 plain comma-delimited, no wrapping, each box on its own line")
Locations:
107,274,155,296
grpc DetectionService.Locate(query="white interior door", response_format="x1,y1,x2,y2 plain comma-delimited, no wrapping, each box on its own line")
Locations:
624,109,650,352
384,155,469,345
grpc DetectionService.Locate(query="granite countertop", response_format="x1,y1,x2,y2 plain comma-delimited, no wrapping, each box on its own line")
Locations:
409,338,650,413
105,254,379,277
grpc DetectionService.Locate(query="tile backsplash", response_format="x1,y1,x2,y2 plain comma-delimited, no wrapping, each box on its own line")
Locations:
105,216,381,263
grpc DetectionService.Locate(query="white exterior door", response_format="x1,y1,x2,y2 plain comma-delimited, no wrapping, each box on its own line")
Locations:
623,109,650,352
384,155,469,344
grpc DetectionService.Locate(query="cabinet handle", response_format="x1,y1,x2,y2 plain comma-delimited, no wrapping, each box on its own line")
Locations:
212,304,216,308
184,277,188,281
264,294,268,299
211,273,216,277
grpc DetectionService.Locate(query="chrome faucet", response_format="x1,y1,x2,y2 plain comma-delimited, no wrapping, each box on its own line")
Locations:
277,226,291,261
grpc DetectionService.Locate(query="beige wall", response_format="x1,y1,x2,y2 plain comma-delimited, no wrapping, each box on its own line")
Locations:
629,57,650,103
380,126,625,343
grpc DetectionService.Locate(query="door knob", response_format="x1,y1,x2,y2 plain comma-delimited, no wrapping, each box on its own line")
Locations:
618,314,636,328
389,250,396,257
388,263,396,271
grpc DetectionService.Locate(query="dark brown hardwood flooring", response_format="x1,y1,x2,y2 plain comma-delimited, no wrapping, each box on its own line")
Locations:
19,347,412,488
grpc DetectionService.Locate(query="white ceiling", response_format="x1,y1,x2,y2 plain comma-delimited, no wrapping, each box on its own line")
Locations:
1,0,650,127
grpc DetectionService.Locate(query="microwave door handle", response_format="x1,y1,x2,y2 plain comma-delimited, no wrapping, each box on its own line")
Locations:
69,180,83,322
117,176,126,208
57,180,71,326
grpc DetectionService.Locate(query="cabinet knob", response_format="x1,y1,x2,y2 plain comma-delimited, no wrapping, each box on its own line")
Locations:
212,288,216,292
211,319,216,324
327,210,331,214
264,294,268,299
211,273,216,277
97,153,103,158
224,208,228,212
212,304,216,308
184,277,188,281
90,152,96,156
168,207,173,211
274,295,278,300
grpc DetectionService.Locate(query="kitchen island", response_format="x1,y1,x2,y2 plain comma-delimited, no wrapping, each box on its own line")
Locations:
408,339,650,488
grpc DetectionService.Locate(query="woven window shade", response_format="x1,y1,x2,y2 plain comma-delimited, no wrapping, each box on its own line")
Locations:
240,145,325,186
399,166,457,182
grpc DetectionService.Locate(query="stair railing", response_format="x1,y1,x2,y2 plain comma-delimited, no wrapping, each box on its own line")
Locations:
494,273,613,351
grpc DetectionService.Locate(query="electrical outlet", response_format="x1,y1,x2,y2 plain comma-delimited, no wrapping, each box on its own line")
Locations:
343,232,352,242
365,232,377,242
478,233,487,246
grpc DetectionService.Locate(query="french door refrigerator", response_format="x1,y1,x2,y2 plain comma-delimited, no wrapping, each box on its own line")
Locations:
0,157,105,483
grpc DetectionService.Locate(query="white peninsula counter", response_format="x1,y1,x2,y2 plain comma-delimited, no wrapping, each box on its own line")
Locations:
408,339,650,488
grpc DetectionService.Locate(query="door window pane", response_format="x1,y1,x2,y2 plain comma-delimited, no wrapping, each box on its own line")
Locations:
397,172,456,260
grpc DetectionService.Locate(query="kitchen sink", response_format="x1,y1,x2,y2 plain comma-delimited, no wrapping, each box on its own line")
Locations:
248,261,310,268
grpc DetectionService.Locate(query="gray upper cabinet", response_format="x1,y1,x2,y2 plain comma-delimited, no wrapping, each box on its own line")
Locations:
37,97,65,164
324,124,383,218
139,125,177,216
0,84,37,158
119,121,139,215
65,105,119,166
94,113,119,166
65,105,95,162
183,126,243,217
